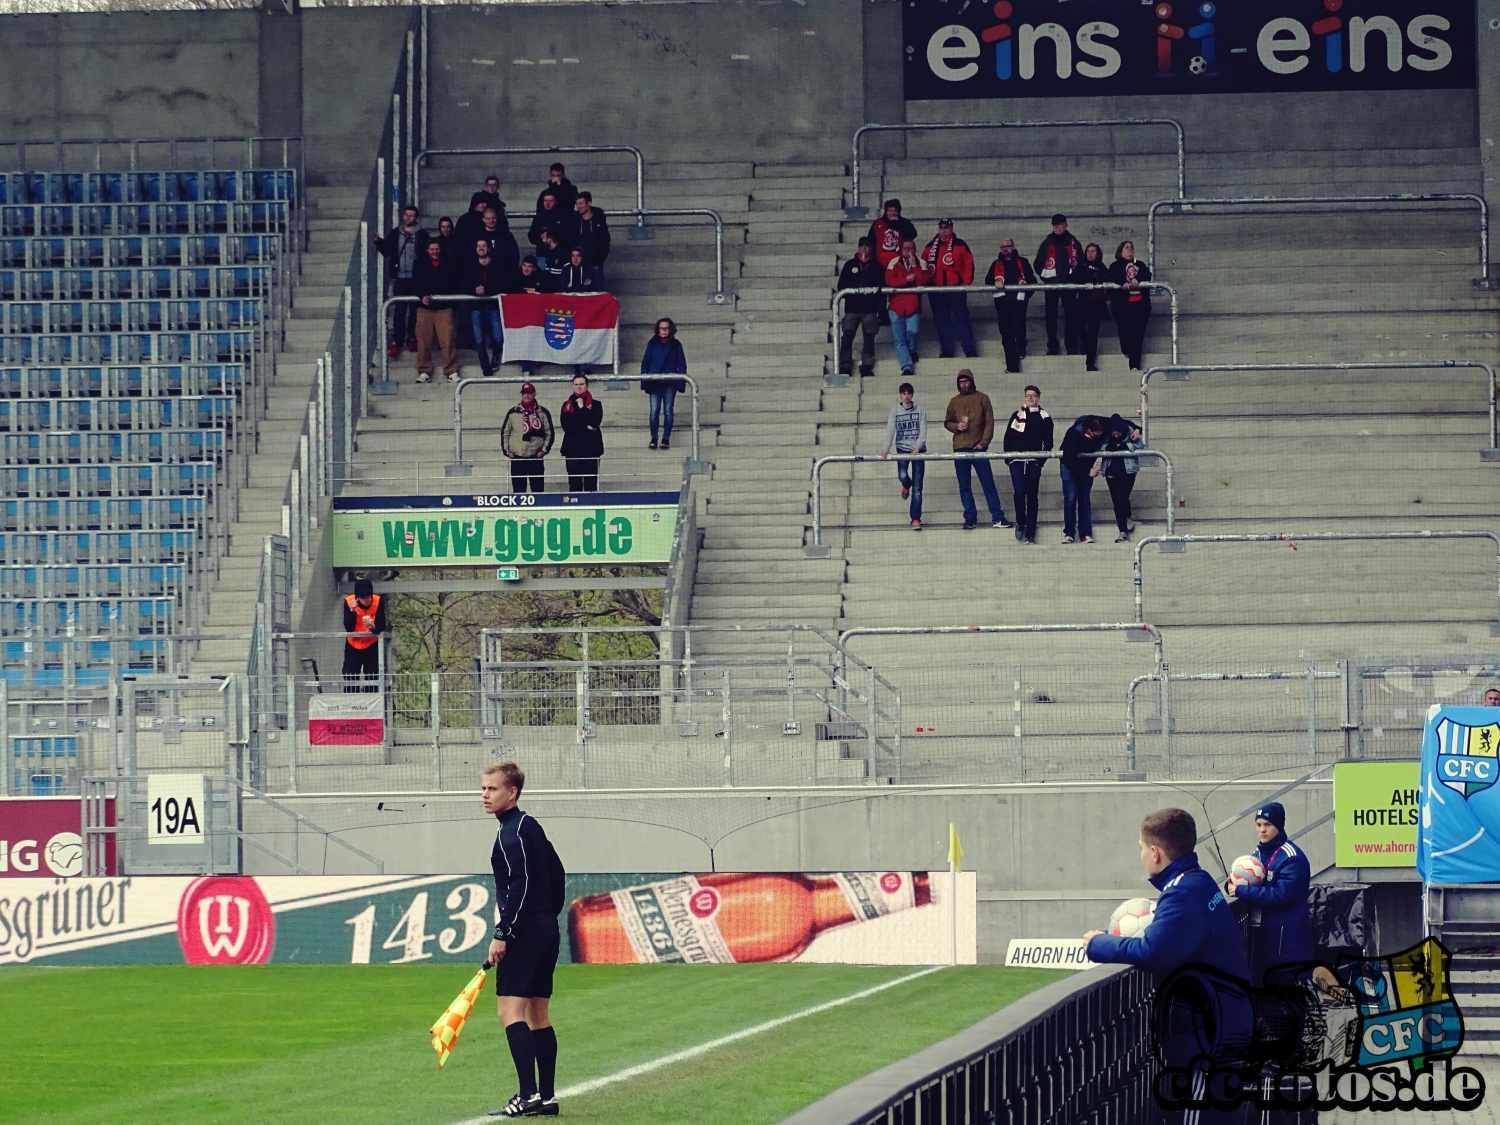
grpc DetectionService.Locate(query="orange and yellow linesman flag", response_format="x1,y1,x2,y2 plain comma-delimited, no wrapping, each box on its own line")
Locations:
429,966,486,1069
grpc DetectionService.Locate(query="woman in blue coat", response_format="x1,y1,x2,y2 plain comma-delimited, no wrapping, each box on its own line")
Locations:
640,317,688,451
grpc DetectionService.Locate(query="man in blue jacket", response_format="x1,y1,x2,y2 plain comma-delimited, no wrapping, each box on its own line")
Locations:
1085,807,1249,985
1226,800,1314,987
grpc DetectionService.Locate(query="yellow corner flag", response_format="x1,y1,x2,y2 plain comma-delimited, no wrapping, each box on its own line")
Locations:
947,822,963,872
430,965,487,1069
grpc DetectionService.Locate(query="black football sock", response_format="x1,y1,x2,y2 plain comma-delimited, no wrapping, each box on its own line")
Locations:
505,1021,538,1099
532,1026,558,1100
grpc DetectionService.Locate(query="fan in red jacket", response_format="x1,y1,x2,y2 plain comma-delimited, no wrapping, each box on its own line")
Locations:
920,220,977,359
867,199,919,267
884,240,928,377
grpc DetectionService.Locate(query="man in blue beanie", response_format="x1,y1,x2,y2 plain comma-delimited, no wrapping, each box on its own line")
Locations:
1226,800,1314,987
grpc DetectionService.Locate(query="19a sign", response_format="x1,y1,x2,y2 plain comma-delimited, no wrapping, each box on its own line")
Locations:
904,0,1474,99
147,774,203,846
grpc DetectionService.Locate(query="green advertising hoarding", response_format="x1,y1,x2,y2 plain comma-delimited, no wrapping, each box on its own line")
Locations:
1334,761,1420,867
330,492,679,569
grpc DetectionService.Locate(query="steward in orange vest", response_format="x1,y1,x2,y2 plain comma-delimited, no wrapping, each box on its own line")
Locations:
342,579,388,688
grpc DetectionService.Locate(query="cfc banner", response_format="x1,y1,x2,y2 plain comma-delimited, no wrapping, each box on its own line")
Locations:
500,292,618,367
0,871,977,967
903,0,1475,100
1418,705,1500,883
330,492,679,569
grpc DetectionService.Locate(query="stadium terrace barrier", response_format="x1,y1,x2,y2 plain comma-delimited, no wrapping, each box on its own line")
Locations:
806,449,1175,558
445,372,704,477
412,144,646,225
613,208,730,304
778,964,1154,1125
1132,530,1500,632
845,119,1187,220
1137,360,1500,458
1146,193,1494,289
830,282,1179,375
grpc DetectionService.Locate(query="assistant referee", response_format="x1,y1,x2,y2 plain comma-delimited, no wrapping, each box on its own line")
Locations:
482,762,566,1119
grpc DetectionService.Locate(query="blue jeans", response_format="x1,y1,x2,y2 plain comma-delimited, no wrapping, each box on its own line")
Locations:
888,312,920,372
954,456,1005,525
929,292,976,357
469,307,504,377
649,387,677,443
896,456,925,521
1060,463,1094,539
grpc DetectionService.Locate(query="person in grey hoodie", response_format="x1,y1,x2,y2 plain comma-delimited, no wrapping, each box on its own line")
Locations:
879,381,929,530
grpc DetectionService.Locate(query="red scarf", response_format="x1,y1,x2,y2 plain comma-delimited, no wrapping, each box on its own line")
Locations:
519,401,546,437
1123,260,1143,302
1043,235,1078,274
563,391,594,414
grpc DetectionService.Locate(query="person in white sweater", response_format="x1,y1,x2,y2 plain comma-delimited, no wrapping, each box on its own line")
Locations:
879,382,930,530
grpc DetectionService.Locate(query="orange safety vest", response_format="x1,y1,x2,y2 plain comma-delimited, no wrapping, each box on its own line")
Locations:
345,593,381,649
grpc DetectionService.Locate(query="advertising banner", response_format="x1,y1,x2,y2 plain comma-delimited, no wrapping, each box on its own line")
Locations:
500,292,619,367
308,693,386,746
0,871,977,967
0,796,111,878
329,492,679,569
903,0,1476,100
1418,705,1500,883
1334,761,1420,867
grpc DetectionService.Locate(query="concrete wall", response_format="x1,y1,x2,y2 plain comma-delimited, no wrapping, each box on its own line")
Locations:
249,779,1342,961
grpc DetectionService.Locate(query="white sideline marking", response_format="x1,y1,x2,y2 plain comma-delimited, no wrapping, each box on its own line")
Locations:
450,965,945,1122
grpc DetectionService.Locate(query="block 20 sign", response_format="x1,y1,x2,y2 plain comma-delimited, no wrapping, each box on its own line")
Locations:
330,493,679,569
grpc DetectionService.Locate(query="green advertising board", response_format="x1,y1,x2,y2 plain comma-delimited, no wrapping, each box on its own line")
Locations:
330,492,679,569
1334,760,1420,867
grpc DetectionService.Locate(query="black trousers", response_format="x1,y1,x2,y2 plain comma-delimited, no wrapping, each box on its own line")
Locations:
1080,300,1108,365
994,295,1029,372
342,642,379,691
1106,472,1136,532
566,458,599,491
1115,303,1151,369
511,459,545,493
1008,460,1043,538
1044,288,1079,352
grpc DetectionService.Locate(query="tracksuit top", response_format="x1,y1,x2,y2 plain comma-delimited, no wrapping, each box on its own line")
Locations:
1236,832,1315,981
491,805,566,940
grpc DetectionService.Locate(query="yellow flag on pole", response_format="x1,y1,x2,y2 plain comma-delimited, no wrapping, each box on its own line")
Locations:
947,822,963,872
430,966,487,1069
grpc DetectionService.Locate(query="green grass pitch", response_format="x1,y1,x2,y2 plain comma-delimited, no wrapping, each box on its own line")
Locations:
0,963,1067,1125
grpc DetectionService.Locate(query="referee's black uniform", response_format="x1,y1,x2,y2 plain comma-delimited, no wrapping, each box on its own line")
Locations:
492,804,565,998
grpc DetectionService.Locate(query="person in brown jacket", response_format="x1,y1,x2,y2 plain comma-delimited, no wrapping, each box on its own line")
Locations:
943,369,1011,530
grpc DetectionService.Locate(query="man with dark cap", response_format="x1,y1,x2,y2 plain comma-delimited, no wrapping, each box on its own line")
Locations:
342,579,387,690
1033,213,1084,356
1225,800,1314,987
836,238,884,378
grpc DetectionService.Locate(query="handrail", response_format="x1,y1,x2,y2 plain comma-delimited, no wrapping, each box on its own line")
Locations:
1138,361,1500,455
412,144,645,219
807,449,1175,557
833,281,1178,365
847,119,1186,219
0,134,303,173
1133,530,1500,627
377,292,618,390
612,207,730,304
446,372,703,476
234,778,386,874
1146,193,1493,287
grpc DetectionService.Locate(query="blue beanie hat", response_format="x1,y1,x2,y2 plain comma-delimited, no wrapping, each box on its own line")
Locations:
1255,802,1286,831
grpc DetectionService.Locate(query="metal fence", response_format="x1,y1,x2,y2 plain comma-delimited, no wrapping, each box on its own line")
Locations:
413,144,646,219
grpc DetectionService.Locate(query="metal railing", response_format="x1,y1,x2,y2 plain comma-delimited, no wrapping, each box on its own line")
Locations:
412,144,645,222
846,118,1186,219
1138,360,1500,456
779,965,1154,1125
614,207,730,304
833,281,1178,366
1133,530,1500,630
1146,193,1493,287
807,449,1175,557
446,371,704,475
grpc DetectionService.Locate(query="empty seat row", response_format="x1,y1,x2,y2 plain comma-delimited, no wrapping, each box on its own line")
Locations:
0,395,239,433
0,462,227,498
0,363,248,401
5,493,208,533
4,429,228,466
0,596,179,635
0,170,296,206
0,266,276,302
0,332,262,370
0,234,283,270
0,201,290,240
3,637,169,685
0,298,264,335
0,531,198,566
0,564,187,600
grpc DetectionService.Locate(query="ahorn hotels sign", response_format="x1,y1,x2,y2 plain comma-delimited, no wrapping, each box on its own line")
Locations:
903,0,1475,98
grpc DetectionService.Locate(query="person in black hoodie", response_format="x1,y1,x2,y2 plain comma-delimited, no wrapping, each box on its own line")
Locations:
558,248,600,293
572,193,610,283
560,375,604,491
373,205,429,358
474,175,503,217
836,238,884,378
1033,213,1084,356
1107,240,1152,371
412,238,463,383
529,190,572,253
1059,414,1106,543
1076,242,1112,373
465,238,509,379
1102,413,1144,542
535,163,579,217
506,257,554,378
478,207,520,278
1001,384,1053,544
984,238,1037,374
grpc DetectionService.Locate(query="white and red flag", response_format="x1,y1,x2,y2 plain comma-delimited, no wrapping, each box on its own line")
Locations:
500,292,619,367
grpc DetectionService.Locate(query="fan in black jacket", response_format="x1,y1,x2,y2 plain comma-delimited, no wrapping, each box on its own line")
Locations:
1106,240,1152,371
1001,385,1054,544
836,240,885,377
1059,414,1106,543
983,239,1037,373
411,240,463,382
1076,243,1112,373
560,376,604,491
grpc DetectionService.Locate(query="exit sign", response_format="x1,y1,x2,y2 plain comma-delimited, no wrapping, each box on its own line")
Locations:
496,567,521,581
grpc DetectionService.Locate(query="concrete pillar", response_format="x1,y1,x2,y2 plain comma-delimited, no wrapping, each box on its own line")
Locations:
1478,0,1500,281
258,3,303,142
